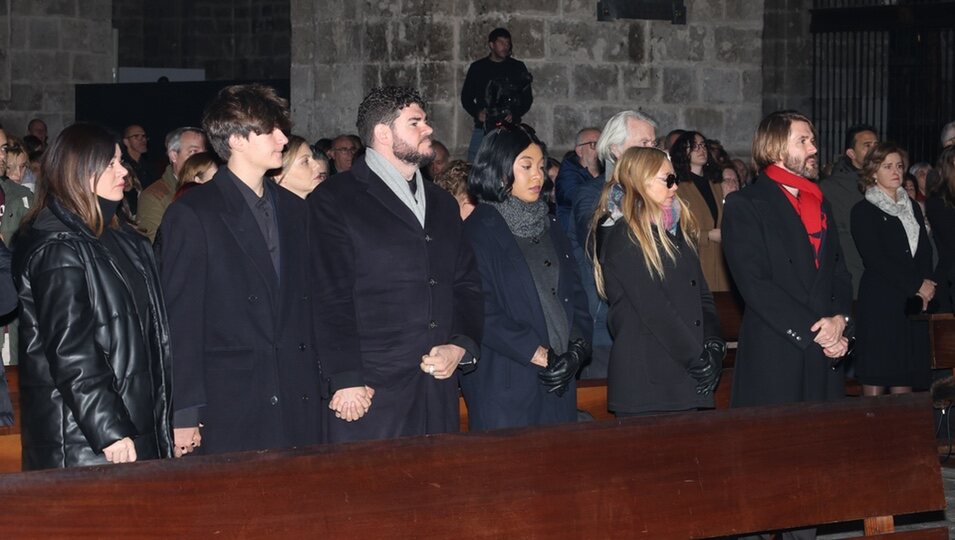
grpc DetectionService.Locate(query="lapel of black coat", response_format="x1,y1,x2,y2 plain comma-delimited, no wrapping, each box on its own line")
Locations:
482,206,549,335
353,157,424,232
272,183,303,329
755,176,817,291
213,169,279,303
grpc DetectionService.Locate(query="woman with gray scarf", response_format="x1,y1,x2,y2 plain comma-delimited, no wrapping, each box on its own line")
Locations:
851,142,935,395
460,124,592,430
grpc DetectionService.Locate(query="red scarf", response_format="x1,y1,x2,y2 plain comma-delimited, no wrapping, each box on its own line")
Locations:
765,164,827,268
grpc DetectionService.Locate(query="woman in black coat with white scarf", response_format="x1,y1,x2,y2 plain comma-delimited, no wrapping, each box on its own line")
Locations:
851,142,935,394
461,125,592,430
593,147,724,416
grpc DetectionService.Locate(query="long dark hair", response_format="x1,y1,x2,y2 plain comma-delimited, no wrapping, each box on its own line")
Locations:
25,123,118,236
670,131,720,183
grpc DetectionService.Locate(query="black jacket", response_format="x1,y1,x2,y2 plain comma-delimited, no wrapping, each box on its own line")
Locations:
460,56,533,127
722,175,852,407
460,205,590,430
157,169,322,454
600,220,720,414
309,156,484,443
14,199,173,470
926,195,955,311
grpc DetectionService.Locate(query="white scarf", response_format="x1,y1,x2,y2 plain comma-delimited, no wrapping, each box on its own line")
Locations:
864,186,920,256
364,148,427,227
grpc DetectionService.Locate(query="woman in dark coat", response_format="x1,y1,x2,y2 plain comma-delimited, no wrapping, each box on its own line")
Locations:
851,142,935,394
13,123,174,470
926,146,955,312
461,125,592,430
593,147,724,416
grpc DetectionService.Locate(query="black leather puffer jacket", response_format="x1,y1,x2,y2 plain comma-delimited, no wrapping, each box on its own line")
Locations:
13,199,173,470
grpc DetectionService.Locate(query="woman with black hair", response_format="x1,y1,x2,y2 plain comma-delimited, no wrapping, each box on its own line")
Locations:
13,123,174,469
670,131,731,291
460,125,592,430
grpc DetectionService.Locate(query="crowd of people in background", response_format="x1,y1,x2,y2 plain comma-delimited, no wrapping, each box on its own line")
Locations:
0,28,951,510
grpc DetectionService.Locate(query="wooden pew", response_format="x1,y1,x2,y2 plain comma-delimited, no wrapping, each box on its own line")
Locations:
916,313,955,374
0,394,944,538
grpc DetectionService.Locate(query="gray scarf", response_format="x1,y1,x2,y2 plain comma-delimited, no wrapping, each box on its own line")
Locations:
365,148,427,227
865,186,920,256
485,196,550,238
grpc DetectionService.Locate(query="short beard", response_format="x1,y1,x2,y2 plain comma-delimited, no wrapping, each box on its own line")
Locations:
392,136,434,168
783,153,818,180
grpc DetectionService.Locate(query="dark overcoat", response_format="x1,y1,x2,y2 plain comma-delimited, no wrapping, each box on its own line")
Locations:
850,198,933,387
600,220,720,414
461,205,591,430
157,168,322,454
926,195,955,311
722,174,852,407
308,156,483,443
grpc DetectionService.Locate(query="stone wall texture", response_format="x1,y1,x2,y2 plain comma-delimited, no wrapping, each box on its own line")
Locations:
113,0,290,81
292,0,765,159
762,0,812,118
0,0,114,136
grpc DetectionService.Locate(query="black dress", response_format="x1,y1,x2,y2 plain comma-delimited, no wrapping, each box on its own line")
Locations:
850,198,933,388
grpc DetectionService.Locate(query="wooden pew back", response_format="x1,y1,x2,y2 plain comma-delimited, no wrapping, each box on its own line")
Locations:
0,394,943,538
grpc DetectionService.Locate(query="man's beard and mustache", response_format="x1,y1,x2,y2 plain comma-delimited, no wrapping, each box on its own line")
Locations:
393,134,434,168
783,152,818,180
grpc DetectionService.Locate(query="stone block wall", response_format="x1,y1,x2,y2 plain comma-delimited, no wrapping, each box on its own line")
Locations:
0,0,114,136
762,0,812,118
292,0,764,159
113,0,290,81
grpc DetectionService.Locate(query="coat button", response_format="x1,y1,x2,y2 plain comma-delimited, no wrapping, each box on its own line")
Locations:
694,320,701,326
302,295,309,301
544,260,552,267
424,234,433,243
563,297,569,303
428,278,437,287
270,395,279,405
565,254,570,259
302,394,309,402
429,321,438,329
690,279,696,286
830,295,836,301
298,343,306,351
248,295,258,302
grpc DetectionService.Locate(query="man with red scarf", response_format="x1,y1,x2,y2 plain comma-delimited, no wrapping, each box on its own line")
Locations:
723,111,851,407
722,110,852,539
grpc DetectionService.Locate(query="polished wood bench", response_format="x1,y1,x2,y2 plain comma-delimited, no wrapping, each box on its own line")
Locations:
0,394,943,538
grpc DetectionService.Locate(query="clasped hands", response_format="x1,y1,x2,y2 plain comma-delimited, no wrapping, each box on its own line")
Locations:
329,344,466,423
810,315,848,358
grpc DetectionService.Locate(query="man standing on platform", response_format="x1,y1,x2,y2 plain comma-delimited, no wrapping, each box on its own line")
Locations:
722,110,853,539
460,27,533,161
158,84,321,456
310,86,483,443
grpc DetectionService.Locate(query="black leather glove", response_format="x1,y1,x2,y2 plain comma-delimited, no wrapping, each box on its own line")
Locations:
686,338,725,396
538,339,591,396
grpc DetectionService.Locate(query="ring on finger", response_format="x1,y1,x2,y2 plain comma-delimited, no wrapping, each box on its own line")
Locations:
428,364,435,375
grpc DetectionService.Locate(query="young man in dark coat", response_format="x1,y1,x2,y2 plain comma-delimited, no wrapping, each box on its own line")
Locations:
722,111,853,539
157,84,322,456
309,86,483,443
723,111,852,410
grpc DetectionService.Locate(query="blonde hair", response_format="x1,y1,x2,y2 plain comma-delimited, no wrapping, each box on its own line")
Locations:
752,110,814,171
589,147,699,297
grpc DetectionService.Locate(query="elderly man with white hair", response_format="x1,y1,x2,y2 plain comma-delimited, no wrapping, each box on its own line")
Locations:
570,110,658,379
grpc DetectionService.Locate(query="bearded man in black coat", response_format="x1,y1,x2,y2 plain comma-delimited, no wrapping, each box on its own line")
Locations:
723,110,852,410
309,86,483,443
722,110,853,539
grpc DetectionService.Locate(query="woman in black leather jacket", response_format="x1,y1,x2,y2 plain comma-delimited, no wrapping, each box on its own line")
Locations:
13,123,174,470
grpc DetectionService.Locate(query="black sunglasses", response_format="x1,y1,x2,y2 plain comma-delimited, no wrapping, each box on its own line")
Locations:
662,173,679,188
